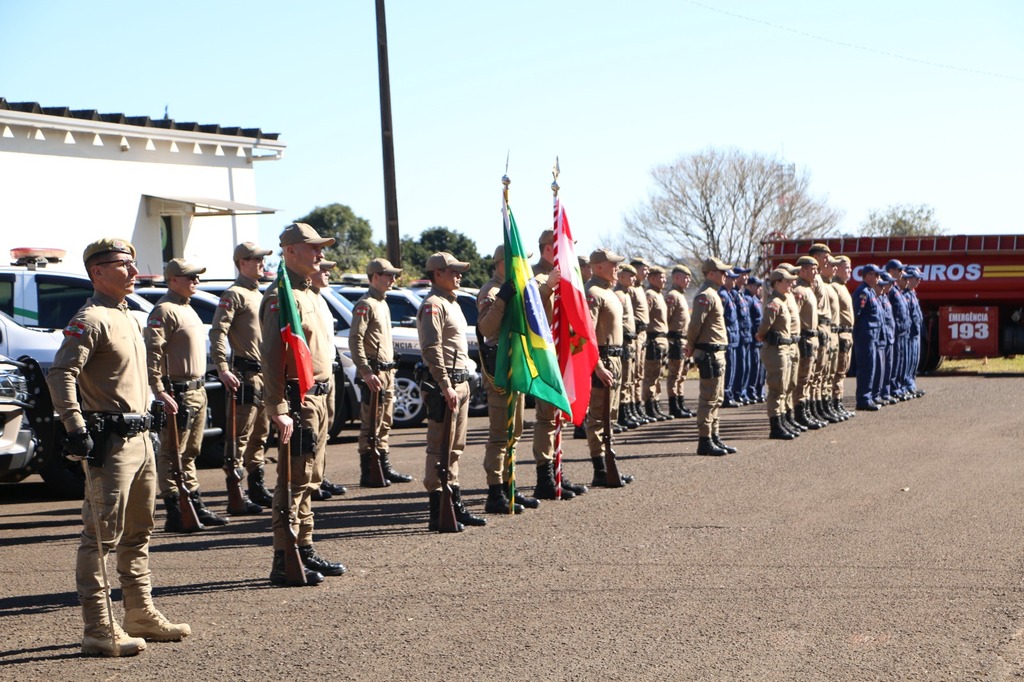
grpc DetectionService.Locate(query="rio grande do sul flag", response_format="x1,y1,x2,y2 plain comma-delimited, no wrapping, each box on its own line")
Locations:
552,199,598,426
275,263,314,398
496,198,571,416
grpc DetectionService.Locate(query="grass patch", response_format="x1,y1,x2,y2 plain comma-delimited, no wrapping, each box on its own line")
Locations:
935,355,1024,374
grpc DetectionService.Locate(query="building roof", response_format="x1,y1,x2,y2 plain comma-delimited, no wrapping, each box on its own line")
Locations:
0,98,279,141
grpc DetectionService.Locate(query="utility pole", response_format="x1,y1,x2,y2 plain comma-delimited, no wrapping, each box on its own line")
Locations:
376,0,402,266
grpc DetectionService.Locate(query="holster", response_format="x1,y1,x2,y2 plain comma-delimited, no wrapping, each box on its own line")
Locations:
175,405,195,432
290,425,317,456
355,376,372,405
239,382,263,407
150,400,168,432
696,352,721,379
83,414,113,468
798,338,815,359
839,338,852,353
420,378,446,423
667,340,684,361
479,343,497,377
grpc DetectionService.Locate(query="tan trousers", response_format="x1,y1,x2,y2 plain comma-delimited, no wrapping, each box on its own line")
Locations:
358,370,394,455
642,337,668,402
796,337,819,403
666,339,687,398
761,344,790,417
619,340,635,405
271,392,328,550
694,349,726,437
77,431,155,630
157,386,206,498
631,330,647,403
229,371,269,473
833,333,853,399
531,398,557,465
483,374,525,486
785,345,799,411
586,356,621,457
423,381,470,491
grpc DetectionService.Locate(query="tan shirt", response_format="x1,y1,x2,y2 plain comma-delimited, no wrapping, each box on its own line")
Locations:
686,280,728,347
831,279,855,328
46,292,149,433
260,267,335,417
475,276,505,345
665,286,690,335
793,278,818,332
614,286,635,337
822,281,841,326
532,259,556,323
586,277,623,346
645,287,668,335
349,285,395,373
812,274,833,331
145,290,206,393
629,285,649,326
785,292,801,337
417,284,469,391
757,291,792,339
209,274,263,373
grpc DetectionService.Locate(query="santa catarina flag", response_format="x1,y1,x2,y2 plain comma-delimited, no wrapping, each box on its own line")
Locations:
496,198,571,416
275,263,314,398
552,200,598,426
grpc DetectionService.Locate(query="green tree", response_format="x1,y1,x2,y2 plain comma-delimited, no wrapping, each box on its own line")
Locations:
400,226,490,288
613,148,842,276
860,204,944,237
294,203,383,275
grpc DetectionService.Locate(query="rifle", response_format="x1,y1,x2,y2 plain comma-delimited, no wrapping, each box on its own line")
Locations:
364,385,389,488
278,423,307,585
224,376,248,514
435,403,462,533
164,393,205,531
602,382,624,488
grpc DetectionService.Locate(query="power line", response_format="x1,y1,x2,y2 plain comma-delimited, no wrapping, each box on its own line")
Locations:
685,0,1024,84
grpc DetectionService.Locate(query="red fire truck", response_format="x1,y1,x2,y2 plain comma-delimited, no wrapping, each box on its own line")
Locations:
760,234,1024,372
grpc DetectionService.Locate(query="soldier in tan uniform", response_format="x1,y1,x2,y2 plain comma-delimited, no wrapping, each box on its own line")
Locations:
830,255,857,419
627,258,651,424
641,265,672,421
419,252,487,531
350,258,414,487
308,259,349,500
685,257,736,456
146,258,229,531
755,269,798,440
613,264,639,430
532,230,587,497
209,242,273,512
48,238,190,657
261,222,346,586
778,263,805,435
665,264,695,419
809,244,843,423
792,256,826,430
475,245,543,511
585,248,634,486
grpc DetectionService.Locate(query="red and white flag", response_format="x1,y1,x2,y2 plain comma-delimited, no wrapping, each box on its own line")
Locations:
552,199,598,426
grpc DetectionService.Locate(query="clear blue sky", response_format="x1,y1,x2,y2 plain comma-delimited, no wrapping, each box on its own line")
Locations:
2,1,1022,260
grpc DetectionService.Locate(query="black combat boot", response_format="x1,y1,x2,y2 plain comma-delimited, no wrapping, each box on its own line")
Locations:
826,398,847,422
590,457,634,487
534,462,574,500
795,403,822,430
247,466,274,507
668,396,683,418
226,479,263,516
484,484,523,514
560,469,587,496
679,398,695,418
629,402,650,425
270,549,324,587
817,398,840,424
451,486,487,527
510,484,539,509
573,423,587,439
380,451,413,483
190,490,229,526
311,486,332,501
835,397,855,419
696,436,727,456
298,544,346,576
618,406,639,430
359,452,391,488
644,400,667,422
427,491,464,533
321,478,347,496
785,408,806,432
711,432,738,454
163,496,183,533
653,399,674,420
769,416,796,440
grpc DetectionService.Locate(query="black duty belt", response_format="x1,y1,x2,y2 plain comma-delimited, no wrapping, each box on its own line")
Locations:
836,325,853,333
447,369,469,385
168,378,204,392
800,330,817,339
288,379,331,396
232,356,262,373
622,329,637,341
84,411,154,437
634,322,648,333
369,359,398,372
776,336,797,346
694,343,725,352
647,332,666,339
667,331,684,340
599,345,623,358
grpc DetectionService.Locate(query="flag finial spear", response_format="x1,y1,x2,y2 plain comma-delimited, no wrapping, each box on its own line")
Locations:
551,156,560,198
502,157,511,204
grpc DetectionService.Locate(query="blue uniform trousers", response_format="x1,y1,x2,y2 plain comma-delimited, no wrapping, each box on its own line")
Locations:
854,330,879,406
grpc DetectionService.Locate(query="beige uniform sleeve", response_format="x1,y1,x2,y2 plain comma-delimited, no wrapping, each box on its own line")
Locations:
417,298,453,391
209,289,239,374
259,289,288,417
46,313,100,433
144,305,170,394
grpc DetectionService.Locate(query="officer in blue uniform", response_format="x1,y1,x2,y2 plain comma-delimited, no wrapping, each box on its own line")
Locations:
718,270,740,407
744,276,765,402
885,259,911,400
730,267,753,404
902,267,925,398
853,264,883,410
873,273,896,405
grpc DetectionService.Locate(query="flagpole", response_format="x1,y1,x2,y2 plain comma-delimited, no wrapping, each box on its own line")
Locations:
550,158,563,500
502,171,518,514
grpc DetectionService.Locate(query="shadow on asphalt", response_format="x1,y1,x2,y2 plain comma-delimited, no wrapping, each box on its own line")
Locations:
0,643,81,667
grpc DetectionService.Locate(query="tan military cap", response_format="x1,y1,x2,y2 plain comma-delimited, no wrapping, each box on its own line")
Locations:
701,256,733,273
619,263,637,275
826,256,844,266
648,265,666,275
590,248,625,265
630,257,649,268
493,244,532,262
280,222,336,248
165,258,206,279
425,252,470,272
319,260,337,271
577,254,590,267
538,229,555,246
768,268,798,283
366,257,402,276
833,254,852,266
809,243,832,255
83,238,135,265
233,242,272,261
779,263,799,275
672,264,693,276
796,255,818,267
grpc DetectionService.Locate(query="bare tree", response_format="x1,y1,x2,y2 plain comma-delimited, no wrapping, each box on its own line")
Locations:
611,148,842,275
860,204,944,237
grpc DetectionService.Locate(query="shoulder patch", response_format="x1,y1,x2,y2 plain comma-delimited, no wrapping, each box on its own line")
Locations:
270,301,279,314
147,317,163,328
354,302,370,317
63,320,87,338
218,295,233,310
422,303,439,316
767,302,780,313
695,293,709,307
587,294,597,307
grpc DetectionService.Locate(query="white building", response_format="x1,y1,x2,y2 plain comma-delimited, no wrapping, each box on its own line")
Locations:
0,99,285,279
